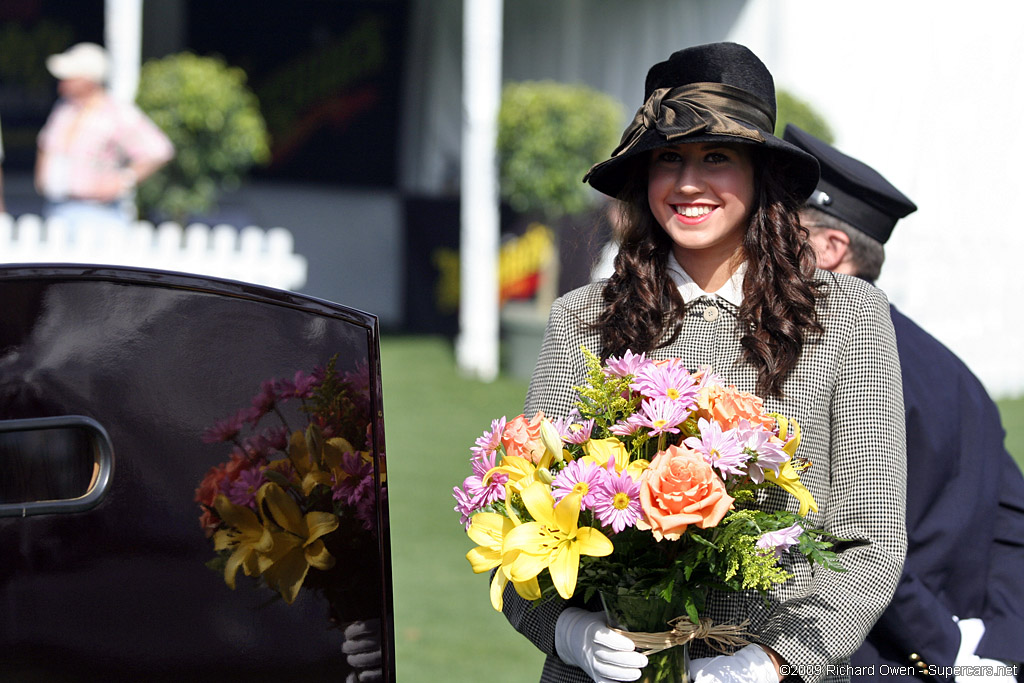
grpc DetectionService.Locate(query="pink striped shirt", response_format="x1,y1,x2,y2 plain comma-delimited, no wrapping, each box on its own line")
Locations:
37,94,174,201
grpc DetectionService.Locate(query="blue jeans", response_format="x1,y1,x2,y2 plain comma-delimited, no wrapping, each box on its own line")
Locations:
43,199,132,244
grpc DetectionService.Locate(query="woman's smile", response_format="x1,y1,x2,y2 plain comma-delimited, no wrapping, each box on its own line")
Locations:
672,203,717,223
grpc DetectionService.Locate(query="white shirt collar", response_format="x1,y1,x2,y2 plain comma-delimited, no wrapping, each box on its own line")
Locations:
666,252,746,306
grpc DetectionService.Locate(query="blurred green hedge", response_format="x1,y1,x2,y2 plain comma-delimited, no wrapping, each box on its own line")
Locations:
136,53,270,223
498,81,623,218
775,88,834,144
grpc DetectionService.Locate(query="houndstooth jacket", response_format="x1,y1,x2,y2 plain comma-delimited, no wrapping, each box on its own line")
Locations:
502,270,908,683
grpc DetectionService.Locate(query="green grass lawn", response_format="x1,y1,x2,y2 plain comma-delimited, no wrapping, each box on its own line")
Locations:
381,336,544,683
997,397,1024,471
381,335,1024,682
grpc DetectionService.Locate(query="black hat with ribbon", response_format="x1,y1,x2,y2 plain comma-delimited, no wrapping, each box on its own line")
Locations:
584,42,820,201
782,123,917,244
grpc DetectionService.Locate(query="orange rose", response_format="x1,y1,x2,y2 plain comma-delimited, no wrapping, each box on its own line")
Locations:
195,463,229,536
696,384,776,430
501,411,547,464
637,444,734,541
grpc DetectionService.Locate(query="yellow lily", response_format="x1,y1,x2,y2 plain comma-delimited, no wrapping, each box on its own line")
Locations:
212,494,274,589
764,460,818,516
465,512,541,610
773,414,802,457
287,427,364,495
256,482,339,603
582,437,648,480
484,454,542,503
539,417,567,464
502,482,613,600
286,430,331,494
583,437,628,472
764,414,817,515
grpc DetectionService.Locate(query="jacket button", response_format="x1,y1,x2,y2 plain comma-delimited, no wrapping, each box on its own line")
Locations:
703,305,720,322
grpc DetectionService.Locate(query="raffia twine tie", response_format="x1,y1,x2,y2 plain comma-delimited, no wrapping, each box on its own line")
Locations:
611,616,752,656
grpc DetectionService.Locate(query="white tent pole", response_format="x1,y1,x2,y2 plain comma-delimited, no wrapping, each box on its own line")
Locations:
456,0,503,381
105,0,143,103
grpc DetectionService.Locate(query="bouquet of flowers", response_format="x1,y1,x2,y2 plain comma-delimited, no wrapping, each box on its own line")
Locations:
453,349,841,680
195,356,381,621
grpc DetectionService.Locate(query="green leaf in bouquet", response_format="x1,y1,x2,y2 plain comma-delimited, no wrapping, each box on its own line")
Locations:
573,347,639,429
263,468,298,490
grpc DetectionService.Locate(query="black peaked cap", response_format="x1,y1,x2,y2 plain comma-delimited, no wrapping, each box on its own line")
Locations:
783,124,916,244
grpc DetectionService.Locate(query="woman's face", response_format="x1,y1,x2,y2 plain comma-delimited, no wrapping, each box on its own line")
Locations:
646,142,756,261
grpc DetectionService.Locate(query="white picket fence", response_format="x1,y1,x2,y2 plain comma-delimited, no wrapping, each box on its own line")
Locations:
0,212,308,291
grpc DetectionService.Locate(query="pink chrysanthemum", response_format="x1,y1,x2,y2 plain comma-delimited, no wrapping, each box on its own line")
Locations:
551,459,607,511
552,411,595,445
629,397,692,437
691,364,724,390
630,360,699,411
734,420,788,483
201,410,248,444
240,424,289,461
757,523,803,558
604,350,653,378
331,454,377,529
463,448,507,509
453,484,477,528
592,470,642,533
289,370,319,399
683,417,747,477
609,420,643,437
471,417,507,460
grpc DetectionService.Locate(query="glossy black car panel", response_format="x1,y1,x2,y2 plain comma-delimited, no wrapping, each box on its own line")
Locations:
0,265,394,682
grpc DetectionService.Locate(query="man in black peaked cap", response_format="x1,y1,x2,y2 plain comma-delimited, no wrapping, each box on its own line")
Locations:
785,124,1024,683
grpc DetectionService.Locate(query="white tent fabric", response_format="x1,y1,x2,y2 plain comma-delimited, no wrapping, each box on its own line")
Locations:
400,0,1024,398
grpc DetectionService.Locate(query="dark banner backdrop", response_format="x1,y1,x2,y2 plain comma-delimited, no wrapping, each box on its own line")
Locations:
187,0,407,187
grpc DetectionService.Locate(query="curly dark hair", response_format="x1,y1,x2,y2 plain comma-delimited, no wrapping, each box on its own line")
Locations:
593,149,823,397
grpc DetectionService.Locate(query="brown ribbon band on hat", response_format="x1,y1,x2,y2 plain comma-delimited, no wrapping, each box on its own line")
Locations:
612,82,774,159
610,616,752,656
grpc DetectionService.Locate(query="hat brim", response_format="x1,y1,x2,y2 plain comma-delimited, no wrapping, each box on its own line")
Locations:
585,126,820,202
46,54,105,82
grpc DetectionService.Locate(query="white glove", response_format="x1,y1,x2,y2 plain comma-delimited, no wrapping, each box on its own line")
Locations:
554,607,648,682
691,644,778,683
953,618,1017,683
342,619,383,683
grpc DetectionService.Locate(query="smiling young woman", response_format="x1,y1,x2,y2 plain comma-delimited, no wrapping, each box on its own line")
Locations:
645,142,756,291
500,42,908,683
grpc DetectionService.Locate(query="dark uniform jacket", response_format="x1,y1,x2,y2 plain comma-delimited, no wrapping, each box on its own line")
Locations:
504,273,908,683
851,306,1024,682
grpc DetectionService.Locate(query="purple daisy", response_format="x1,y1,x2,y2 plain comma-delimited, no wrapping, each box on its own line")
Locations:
604,350,652,378
630,360,699,411
734,420,789,483
225,467,267,509
249,379,285,420
551,459,608,511
683,417,748,477
592,470,642,533
629,397,692,437
332,452,374,506
757,523,803,558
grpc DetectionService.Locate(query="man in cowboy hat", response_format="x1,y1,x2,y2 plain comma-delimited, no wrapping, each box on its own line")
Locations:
35,42,174,236
785,123,1024,683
